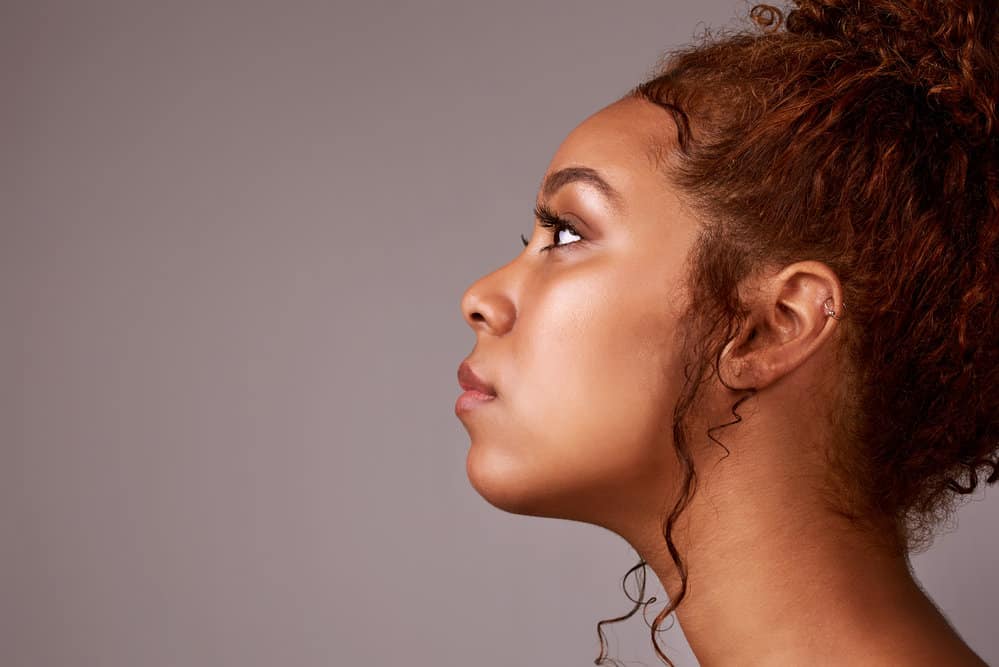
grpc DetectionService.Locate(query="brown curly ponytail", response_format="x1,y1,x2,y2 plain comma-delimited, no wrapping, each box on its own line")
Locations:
592,1,999,665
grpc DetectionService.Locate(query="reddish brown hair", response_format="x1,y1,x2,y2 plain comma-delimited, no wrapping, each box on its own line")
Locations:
593,1,999,665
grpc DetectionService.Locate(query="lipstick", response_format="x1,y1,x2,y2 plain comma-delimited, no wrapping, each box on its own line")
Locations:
455,360,497,415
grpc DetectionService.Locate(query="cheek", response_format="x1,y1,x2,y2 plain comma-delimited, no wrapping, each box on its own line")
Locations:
512,271,679,478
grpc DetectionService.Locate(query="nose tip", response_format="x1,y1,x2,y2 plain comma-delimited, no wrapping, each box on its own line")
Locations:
460,269,516,336
460,286,488,329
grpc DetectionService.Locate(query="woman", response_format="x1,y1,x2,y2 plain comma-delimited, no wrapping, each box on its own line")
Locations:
454,1,998,664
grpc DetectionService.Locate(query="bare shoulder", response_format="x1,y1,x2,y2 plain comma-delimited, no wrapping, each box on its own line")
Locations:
905,642,989,667
850,597,990,666
858,633,989,667
774,622,991,667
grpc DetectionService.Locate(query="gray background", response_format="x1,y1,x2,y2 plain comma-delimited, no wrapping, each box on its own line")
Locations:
4,2,997,666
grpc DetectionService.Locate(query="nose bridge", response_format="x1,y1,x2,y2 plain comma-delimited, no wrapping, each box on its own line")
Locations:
460,255,521,335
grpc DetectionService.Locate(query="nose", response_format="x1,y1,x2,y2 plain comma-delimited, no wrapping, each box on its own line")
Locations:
460,263,517,336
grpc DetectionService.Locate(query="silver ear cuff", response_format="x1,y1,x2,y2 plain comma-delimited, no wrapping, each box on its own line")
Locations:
824,297,846,320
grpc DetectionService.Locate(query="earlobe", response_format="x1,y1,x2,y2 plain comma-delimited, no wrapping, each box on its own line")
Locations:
718,316,759,389
719,261,844,391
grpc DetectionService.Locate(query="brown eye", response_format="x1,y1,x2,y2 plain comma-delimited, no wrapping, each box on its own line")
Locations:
533,202,585,253
539,220,582,251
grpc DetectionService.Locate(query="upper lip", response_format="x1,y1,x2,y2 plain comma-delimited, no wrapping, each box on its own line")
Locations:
458,360,497,396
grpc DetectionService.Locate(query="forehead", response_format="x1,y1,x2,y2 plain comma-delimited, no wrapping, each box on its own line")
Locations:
545,96,671,199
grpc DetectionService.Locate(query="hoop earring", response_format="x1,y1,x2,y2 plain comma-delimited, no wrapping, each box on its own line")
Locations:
823,297,846,320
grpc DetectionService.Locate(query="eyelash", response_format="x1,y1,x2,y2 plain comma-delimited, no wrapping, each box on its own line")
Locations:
520,202,584,253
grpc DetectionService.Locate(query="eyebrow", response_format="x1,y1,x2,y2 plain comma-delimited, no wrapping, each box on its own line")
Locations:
540,166,624,212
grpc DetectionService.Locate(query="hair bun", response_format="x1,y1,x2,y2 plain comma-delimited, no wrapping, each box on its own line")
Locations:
760,0,999,144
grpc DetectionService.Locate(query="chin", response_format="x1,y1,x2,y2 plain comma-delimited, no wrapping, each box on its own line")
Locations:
466,441,532,513
465,440,607,522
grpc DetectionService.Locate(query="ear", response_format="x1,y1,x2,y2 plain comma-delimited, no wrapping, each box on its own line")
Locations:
719,261,844,391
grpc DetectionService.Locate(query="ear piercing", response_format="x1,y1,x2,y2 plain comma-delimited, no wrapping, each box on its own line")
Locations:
824,296,846,320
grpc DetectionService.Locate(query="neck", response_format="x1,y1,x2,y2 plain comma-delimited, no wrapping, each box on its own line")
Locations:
621,435,981,666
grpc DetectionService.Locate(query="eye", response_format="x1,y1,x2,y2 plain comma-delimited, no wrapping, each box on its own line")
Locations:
520,202,585,253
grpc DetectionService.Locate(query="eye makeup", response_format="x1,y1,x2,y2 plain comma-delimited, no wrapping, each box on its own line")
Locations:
522,202,585,253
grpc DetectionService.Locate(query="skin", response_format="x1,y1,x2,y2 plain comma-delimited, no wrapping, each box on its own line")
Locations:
456,95,987,666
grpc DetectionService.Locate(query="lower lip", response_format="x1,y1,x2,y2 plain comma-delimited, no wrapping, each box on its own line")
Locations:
455,390,497,415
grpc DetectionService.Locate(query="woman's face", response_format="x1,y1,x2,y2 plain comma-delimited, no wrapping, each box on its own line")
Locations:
457,96,705,534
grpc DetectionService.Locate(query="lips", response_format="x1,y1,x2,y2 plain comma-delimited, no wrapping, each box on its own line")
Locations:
457,359,497,397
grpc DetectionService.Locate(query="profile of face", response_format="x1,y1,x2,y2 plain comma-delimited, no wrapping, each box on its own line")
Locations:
457,96,706,536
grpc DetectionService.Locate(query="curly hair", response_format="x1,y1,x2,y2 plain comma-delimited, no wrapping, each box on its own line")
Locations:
591,1,999,665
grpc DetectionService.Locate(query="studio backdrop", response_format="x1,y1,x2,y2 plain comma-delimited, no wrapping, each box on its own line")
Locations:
5,2,998,666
